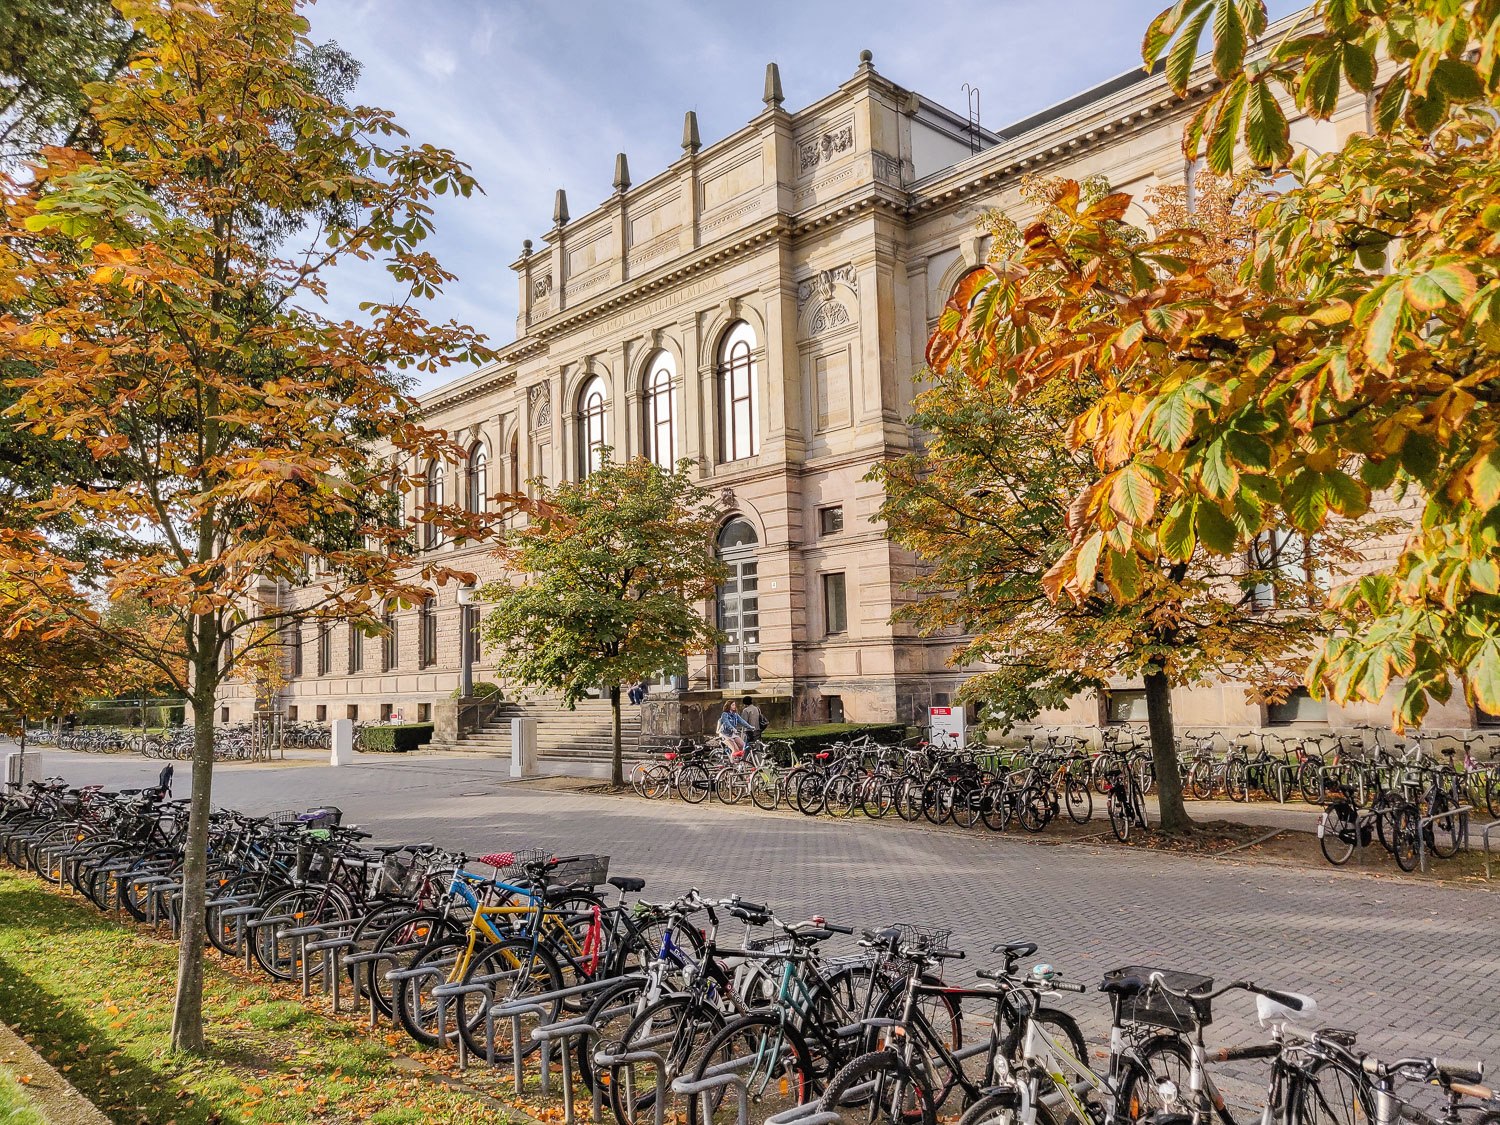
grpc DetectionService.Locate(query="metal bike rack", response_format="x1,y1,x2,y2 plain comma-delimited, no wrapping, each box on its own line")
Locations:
280,921,346,998
218,904,266,970
243,912,297,975
591,1047,668,1125
432,972,511,1071
670,1056,755,1125
1480,819,1500,879
1417,804,1472,873
767,1107,842,1125
308,934,359,1012
344,940,429,1026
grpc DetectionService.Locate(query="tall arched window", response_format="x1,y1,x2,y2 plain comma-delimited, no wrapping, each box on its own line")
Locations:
423,460,444,549
508,432,521,497
718,322,758,462
465,442,488,513
716,517,760,686
644,352,676,469
577,376,607,478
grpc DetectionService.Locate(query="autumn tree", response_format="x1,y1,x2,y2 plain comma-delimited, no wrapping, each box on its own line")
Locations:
0,0,491,1052
899,174,1379,831
479,456,725,788
930,0,1500,732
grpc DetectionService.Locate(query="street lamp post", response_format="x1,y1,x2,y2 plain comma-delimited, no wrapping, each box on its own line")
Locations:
456,584,476,700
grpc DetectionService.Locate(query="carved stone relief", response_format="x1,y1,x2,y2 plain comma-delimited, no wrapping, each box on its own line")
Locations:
796,263,859,309
528,383,551,432
810,301,851,335
533,274,553,299
797,125,855,174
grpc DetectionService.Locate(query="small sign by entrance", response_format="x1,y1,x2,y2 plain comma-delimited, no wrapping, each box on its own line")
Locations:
928,705,966,748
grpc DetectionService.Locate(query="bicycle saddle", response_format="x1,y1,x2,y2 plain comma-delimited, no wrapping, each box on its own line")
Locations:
609,875,645,893
370,843,407,855
992,940,1038,959
1100,974,1148,997
1256,991,1316,1026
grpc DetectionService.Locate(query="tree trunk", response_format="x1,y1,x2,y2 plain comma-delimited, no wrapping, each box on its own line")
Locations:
609,683,623,788
170,636,217,1053
1144,664,1192,834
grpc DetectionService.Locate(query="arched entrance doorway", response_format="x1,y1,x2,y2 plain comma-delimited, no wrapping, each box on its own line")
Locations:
716,517,760,687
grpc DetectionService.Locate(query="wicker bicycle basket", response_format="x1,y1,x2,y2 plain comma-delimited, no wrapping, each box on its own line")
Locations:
1102,966,1213,1031
548,853,610,887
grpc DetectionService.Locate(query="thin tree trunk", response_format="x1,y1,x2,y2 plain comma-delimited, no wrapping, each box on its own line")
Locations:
1144,664,1192,834
170,638,217,1053
609,684,623,788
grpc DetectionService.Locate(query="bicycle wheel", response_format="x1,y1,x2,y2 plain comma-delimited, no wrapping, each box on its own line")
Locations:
959,1089,1063,1125
1117,1035,1192,1125
921,780,950,825
824,774,858,818
1425,792,1462,859
1485,769,1500,819
860,777,898,819
1295,1056,1373,1125
979,782,1013,832
676,763,712,804
1269,763,1290,804
1016,785,1052,833
1063,776,1093,824
1318,801,1357,866
685,1013,813,1125
1299,759,1325,804
794,771,828,816
750,768,781,810
952,780,985,829
818,1049,936,1125
894,778,926,822
715,767,748,805
458,936,564,1061
640,764,672,800
1190,762,1215,801
609,994,725,1125
1391,805,1421,872
1225,760,1250,802
366,909,461,1019
1108,789,1132,843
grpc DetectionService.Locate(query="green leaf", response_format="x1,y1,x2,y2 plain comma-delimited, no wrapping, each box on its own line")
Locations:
1470,633,1500,715
1373,79,1406,133
1425,263,1478,305
1360,456,1399,492
1224,429,1272,470
1471,557,1500,596
1206,77,1249,174
1302,49,1343,116
1284,470,1329,532
1144,0,1213,67
1364,283,1405,368
1245,78,1291,167
1201,439,1241,499
1400,432,1439,484
1195,501,1238,554
1404,272,1449,312
1144,391,1195,451
1212,0,1247,80
1433,58,1484,101
1105,548,1142,602
1167,3,1216,93
1159,500,1197,561
1323,470,1369,517
1109,465,1157,525
1467,447,1500,508
1341,41,1375,92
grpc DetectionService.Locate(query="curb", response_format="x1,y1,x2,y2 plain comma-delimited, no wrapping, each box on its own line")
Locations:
0,1019,112,1125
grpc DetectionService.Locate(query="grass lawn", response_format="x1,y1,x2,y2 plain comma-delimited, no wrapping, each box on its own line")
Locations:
0,865,510,1124
0,1065,45,1124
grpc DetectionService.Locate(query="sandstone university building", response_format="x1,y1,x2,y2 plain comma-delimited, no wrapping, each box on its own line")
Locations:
225,13,1486,754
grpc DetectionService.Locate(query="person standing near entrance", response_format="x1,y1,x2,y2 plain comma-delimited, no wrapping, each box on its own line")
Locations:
740,696,767,740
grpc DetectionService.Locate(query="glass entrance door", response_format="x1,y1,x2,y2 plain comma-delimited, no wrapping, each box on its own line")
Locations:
716,518,760,687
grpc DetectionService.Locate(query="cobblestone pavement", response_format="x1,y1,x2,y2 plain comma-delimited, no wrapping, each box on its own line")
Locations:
17,748,1500,1065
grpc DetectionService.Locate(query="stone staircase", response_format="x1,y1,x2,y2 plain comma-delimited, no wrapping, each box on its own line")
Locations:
447,697,641,778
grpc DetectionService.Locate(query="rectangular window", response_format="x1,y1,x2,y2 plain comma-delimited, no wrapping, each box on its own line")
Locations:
418,702,431,723
315,705,327,722
380,703,393,722
219,706,229,723
316,626,331,676
419,601,437,668
1267,688,1329,725
823,572,847,635
291,626,303,678
382,609,398,672
819,505,844,536
1106,689,1149,724
348,625,363,674
464,605,481,661
346,704,358,720
287,705,298,721
826,695,845,723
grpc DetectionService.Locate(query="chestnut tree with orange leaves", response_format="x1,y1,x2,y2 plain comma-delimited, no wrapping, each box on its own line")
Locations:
0,0,494,1051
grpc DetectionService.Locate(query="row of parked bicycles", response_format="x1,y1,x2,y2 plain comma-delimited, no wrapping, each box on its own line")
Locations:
630,734,1155,842
31,722,265,760
2,770,1494,1125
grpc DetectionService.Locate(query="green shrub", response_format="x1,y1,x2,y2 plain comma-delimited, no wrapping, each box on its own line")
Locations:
359,723,434,753
79,705,138,727
761,722,909,761
449,680,501,700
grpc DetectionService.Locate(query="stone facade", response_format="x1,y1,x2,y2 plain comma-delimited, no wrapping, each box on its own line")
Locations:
221,13,1488,738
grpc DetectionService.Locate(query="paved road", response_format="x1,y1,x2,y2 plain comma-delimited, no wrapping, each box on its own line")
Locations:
12,747,1500,1067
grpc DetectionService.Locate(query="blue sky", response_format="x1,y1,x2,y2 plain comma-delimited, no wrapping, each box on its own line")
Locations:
305,0,1302,386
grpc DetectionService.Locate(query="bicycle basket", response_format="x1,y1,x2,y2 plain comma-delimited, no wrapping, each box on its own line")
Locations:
377,854,423,899
297,806,342,830
1102,966,1213,1031
892,923,955,954
477,848,550,879
548,853,610,887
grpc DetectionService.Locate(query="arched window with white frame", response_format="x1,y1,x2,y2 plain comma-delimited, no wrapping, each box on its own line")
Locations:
644,351,676,469
577,376,607,478
423,460,444,549
465,441,488,513
718,321,758,463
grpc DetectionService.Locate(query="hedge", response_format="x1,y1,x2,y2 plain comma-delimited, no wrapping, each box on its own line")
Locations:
761,722,909,759
358,722,434,753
